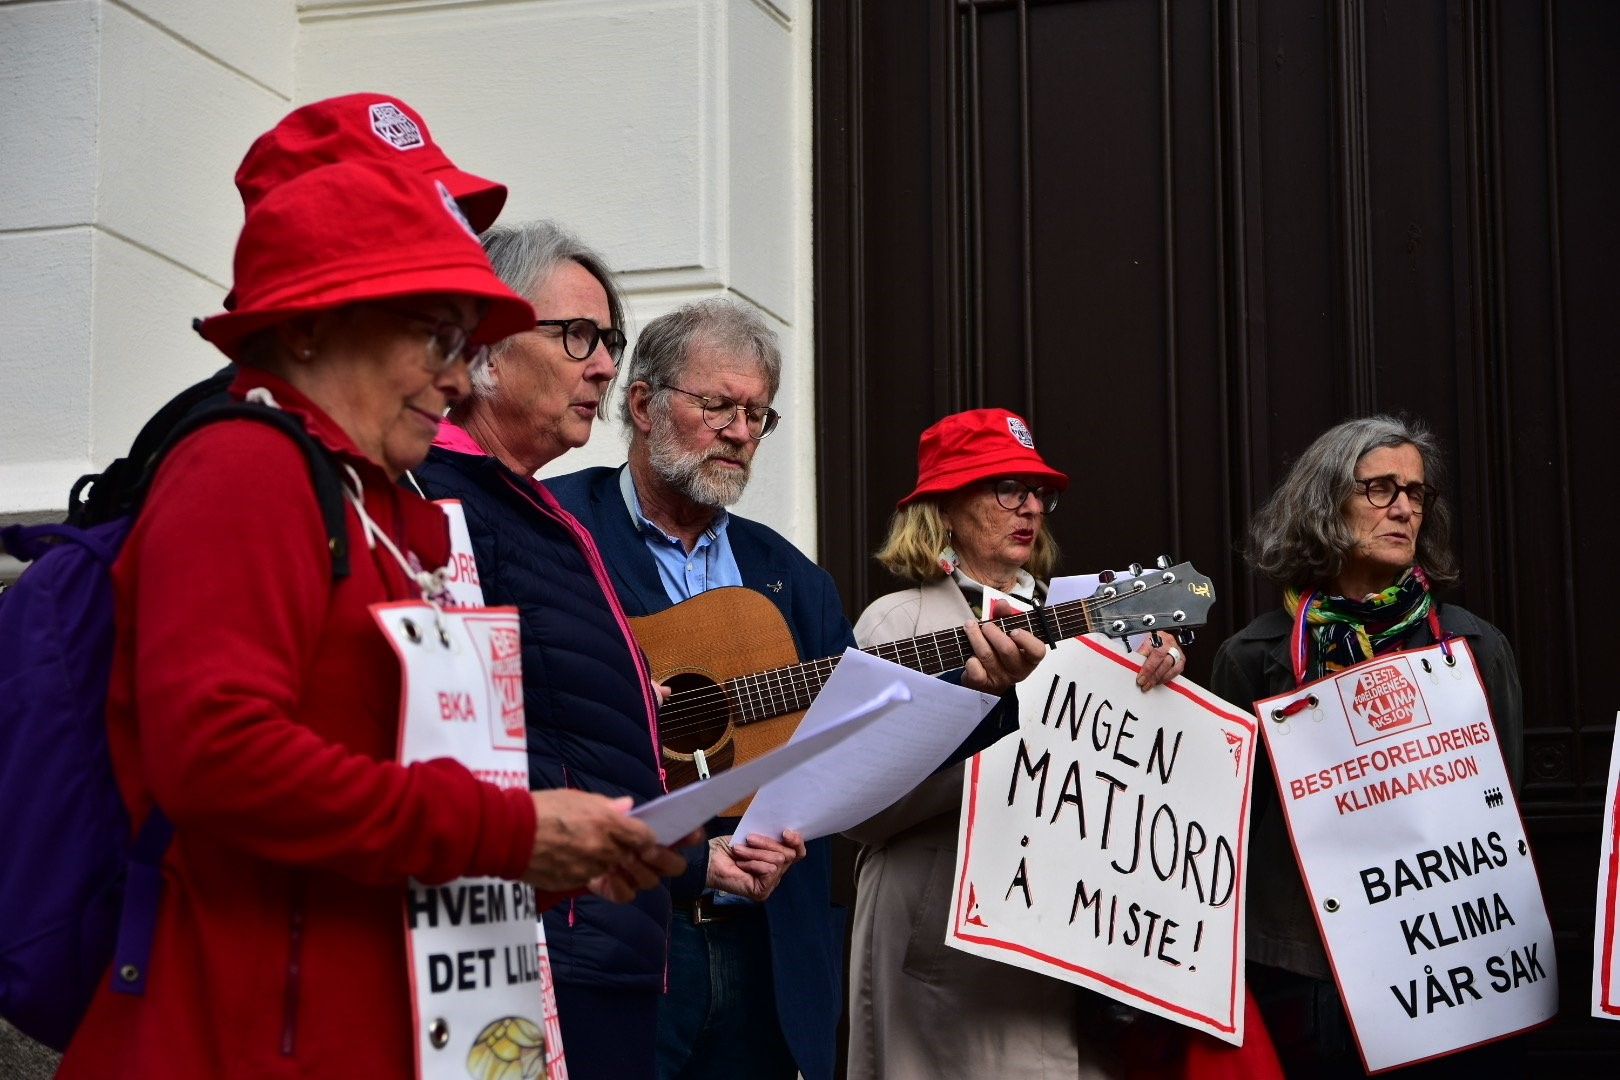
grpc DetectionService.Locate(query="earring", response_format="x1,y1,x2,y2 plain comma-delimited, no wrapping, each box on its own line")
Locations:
937,530,959,576
300,347,313,360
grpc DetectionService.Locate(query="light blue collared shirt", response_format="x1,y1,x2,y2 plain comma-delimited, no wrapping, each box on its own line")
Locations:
618,465,744,605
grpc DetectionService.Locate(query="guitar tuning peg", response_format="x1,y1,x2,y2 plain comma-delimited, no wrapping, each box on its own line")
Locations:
1155,554,1172,569
1098,570,1115,584
1179,629,1197,647
1129,562,1144,577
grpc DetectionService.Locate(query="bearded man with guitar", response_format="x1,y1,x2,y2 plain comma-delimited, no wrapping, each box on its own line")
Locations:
546,299,1045,1080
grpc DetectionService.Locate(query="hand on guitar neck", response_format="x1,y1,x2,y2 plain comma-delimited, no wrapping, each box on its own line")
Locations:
955,617,1047,697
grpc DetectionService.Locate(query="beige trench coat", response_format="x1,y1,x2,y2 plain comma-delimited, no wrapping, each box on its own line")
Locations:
844,576,1119,1079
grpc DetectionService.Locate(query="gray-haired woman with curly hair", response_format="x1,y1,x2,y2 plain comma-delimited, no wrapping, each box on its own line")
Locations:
1210,414,1524,1076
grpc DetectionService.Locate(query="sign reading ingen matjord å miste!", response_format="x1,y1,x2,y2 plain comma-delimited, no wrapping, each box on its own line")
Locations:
948,637,1258,1044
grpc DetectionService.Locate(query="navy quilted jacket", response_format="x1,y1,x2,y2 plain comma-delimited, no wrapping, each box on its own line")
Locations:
413,442,672,992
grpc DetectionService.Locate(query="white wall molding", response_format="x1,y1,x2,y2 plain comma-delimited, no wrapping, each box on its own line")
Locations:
3,0,816,554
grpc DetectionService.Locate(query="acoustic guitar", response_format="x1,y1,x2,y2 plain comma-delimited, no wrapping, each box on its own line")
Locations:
630,561,1216,814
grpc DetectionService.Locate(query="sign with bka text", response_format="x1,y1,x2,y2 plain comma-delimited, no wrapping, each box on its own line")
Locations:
1256,640,1555,1072
948,636,1258,1043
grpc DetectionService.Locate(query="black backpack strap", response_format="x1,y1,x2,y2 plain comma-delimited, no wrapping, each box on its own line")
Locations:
69,367,236,527
143,402,351,581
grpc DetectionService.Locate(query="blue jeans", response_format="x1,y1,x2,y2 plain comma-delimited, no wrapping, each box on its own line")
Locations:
657,908,797,1080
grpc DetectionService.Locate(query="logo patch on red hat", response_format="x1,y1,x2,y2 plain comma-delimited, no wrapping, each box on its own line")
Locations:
1006,416,1035,448
436,181,478,239
369,102,424,150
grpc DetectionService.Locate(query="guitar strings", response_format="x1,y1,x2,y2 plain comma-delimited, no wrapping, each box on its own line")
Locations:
649,576,1192,743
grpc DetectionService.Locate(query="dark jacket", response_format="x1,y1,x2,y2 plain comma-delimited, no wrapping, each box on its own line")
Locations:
545,465,851,1080
413,441,672,992
1209,602,1524,979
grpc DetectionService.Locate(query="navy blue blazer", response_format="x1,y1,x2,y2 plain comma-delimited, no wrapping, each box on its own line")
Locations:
546,466,849,1080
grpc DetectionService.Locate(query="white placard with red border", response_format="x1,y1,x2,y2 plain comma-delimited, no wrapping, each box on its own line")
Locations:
378,601,565,1080
435,500,489,610
434,500,567,1075
1255,639,1555,1072
1593,711,1620,1021
948,636,1257,1044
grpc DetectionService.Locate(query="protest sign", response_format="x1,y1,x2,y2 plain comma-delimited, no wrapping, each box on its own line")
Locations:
383,591,566,1080
948,636,1257,1043
1256,639,1555,1072
1594,711,1620,1021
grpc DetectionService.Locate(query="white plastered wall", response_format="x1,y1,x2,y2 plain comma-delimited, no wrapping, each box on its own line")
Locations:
1,0,816,557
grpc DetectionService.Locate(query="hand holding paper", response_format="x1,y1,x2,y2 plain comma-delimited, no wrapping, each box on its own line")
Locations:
736,649,998,844
630,680,913,845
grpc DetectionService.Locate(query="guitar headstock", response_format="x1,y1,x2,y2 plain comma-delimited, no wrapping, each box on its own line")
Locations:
1089,560,1216,639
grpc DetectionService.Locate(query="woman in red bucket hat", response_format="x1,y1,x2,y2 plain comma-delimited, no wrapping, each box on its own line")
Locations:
843,408,1207,1080
56,160,688,1078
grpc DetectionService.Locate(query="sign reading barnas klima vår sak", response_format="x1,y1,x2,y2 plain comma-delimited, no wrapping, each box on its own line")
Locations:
1255,640,1555,1073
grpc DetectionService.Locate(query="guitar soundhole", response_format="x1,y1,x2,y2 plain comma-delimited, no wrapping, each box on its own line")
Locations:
659,671,733,755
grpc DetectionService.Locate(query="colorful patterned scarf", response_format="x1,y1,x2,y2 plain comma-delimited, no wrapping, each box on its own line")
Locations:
1284,567,1433,682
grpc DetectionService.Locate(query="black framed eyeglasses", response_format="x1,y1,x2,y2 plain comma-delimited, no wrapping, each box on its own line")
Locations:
534,318,627,364
1353,475,1436,513
991,478,1059,514
661,385,781,440
376,306,485,372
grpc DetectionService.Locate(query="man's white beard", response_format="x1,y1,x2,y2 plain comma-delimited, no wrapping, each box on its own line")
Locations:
647,425,751,508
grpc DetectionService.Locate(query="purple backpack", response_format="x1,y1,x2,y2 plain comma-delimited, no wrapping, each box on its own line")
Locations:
0,394,348,1050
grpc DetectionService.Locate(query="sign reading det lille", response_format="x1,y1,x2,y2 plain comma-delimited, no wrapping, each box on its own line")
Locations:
1255,641,1556,1073
948,636,1258,1044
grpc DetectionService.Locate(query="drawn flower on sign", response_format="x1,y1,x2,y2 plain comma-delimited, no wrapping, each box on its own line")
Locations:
467,1015,547,1080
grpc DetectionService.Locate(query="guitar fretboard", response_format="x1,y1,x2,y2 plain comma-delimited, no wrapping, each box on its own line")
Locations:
723,593,1107,725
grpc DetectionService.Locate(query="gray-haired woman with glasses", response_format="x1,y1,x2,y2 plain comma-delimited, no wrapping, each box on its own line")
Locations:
411,222,801,1080
1209,414,1524,1076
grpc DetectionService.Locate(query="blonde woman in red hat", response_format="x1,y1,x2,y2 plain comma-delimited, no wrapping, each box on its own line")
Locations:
844,408,1185,1080
57,162,686,1078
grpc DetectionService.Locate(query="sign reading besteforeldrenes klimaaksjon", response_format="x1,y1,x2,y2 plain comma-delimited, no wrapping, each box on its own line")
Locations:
948,636,1258,1044
1256,640,1556,1073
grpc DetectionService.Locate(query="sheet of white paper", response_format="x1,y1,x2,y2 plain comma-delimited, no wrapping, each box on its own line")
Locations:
1044,572,1109,607
631,681,911,845
736,648,998,843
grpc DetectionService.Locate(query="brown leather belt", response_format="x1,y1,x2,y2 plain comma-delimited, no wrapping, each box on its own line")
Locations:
672,895,758,926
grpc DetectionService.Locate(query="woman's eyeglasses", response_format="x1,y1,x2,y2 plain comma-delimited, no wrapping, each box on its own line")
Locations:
991,478,1059,514
660,385,781,440
376,306,485,372
534,318,627,365
1353,475,1436,513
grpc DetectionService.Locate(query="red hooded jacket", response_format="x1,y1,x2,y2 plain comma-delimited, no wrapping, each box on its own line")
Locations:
58,369,537,1078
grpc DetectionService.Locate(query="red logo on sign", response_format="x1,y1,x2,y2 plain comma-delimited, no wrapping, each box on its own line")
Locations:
489,626,524,738
1338,658,1432,745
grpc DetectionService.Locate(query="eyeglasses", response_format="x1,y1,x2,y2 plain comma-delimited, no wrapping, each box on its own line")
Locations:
534,318,627,365
375,306,485,372
1353,475,1436,513
660,385,781,440
991,478,1059,514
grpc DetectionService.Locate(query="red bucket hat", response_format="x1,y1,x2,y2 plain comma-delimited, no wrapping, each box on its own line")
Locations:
235,94,507,231
196,160,535,361
897,408,1069,507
